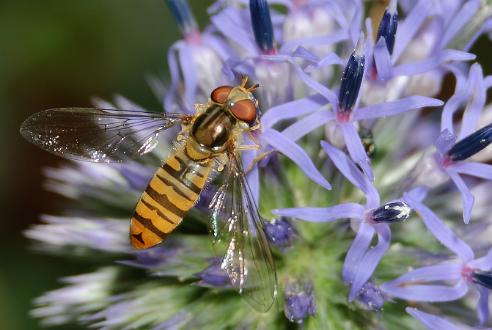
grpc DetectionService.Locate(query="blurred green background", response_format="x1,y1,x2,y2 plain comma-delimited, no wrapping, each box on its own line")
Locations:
0,1,212,329
1,1,492,329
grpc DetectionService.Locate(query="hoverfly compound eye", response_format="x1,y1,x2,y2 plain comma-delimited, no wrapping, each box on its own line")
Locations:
211,85,233,104
230,99,257,124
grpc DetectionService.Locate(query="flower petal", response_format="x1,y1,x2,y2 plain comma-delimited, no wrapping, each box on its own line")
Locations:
452,162,492,180
281,110,334,142
438,0,481,49
385,263,462,286
403,193,474,262
261,129,332,190
477,286,490,326
343,222,375,284
280,29,348,54
460,64,487,140
321,140,380,208
352,96,443,121
373,38,393,81
272,203,365,222
381,280,468,302
393,50,475,77
261,94,327,129
340,123,374,182
349,224,391,301
447,170,475,224
406,307,464,330
178,44,198,111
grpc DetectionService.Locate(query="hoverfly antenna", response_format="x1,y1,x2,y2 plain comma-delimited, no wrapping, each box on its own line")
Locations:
240,76,249,88
247,83,260,92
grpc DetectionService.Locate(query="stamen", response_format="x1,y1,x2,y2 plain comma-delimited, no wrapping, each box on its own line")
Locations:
371,201,411,224
338,33,365,113
165,0,198,37
446,123,492,161
471,270,492,290
249,0,276,54
376,0,398,55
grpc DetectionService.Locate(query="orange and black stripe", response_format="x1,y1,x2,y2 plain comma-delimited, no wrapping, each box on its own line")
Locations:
130,147,211,249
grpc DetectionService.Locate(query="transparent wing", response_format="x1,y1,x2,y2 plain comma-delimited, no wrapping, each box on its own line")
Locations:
209,152,277,312
20,108,189,162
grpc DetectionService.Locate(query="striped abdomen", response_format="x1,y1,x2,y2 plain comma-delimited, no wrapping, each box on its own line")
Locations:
130,147,212,249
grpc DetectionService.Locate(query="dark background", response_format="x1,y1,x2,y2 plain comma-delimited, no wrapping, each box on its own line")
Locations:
1,1,491,329
0,1,212,328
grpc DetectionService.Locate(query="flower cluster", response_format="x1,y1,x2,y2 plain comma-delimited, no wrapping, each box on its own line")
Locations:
27,0,492,329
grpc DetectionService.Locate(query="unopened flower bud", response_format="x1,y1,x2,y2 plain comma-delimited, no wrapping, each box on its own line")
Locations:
264,218,296,248
284,280,316,324
371,201,411,224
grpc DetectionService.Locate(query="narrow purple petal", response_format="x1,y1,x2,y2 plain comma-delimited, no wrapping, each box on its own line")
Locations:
393,1,433,62
261,94,327,129
438,0,481,49
343,222,375,284
477,286,490,326
349,224,391,301
281,110,334,142
348,2,362,46
321,140,380,208
262,129,332,190
403,193,475,261
373,38,393,81
447,170,475,224
393,50,475,76
404,186,429,203
452,162,492,180
352,96,443,121
406,308,464,330
441,92,468,134
211,7,257,55
460,64,486,140
272,203,365,222
165,41,186,112
280,29,349,54
340,123,374,181
386,263,462,285
179,44,198,109
263,54,339,109
469,249,492,270
382,280,468,302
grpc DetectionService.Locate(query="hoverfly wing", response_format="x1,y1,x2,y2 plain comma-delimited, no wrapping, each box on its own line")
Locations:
20,108,188,162
210,152,277,312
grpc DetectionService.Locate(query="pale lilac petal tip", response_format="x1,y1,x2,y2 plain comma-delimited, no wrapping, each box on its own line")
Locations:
353,96,443,121
447,171,475,224
262,129,332,190
340,123,374,182
321,140,380,207
272,203,365,223
349,224,391,301
477,286,490,326
404,193,475,262
343,222,375,284
406,308,463,330
382,280,468,302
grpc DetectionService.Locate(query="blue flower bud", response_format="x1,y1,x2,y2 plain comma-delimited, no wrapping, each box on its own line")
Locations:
195,259,231,287
376,0,398,55
446,123,492,161
338,34,365,113
371,201,411,224
165,0,198,36
471,270,492,290
264,218,296,248
284,281,316,324
355,282,386,311
249,0,276,53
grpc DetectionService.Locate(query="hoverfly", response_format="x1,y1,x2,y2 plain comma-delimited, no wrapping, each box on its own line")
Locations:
20,77,277,312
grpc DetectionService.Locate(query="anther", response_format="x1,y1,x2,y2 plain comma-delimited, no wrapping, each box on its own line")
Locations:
338,33,365,113
249,0,276,54
371,201,411,224
446,123,492,161
471,270,492,290
376,0,398,55
165,0,198,37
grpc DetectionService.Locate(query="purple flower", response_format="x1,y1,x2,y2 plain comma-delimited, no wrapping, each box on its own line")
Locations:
284,280,316,324
406,307,481,330
264,217,296,249
164,0,234,112
382,193,492,325
274,141,412,300
262,33,443,182
194,258,232,288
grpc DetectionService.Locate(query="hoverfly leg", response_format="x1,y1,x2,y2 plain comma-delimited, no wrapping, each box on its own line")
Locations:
245,150,273,174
